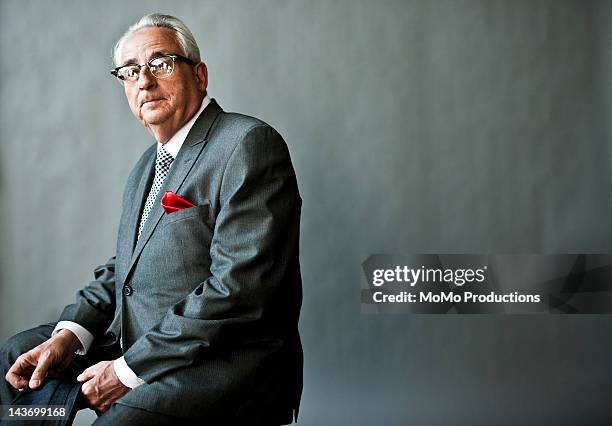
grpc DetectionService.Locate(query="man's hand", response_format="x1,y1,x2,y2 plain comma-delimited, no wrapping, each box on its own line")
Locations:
77,361,130,414
5,329,81,391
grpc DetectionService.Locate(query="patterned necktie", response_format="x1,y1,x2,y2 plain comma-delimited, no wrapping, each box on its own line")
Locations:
138,145,174,239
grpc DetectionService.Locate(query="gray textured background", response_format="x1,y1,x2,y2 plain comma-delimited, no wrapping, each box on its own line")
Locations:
2,1,612,425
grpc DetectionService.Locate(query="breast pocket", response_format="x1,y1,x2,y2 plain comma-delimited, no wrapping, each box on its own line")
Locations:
160,202,214,286
162,203,212,228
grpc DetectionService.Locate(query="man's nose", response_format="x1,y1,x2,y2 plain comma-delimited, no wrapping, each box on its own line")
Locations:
138,65,156,90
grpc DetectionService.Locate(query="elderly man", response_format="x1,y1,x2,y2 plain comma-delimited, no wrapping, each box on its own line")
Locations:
0,13,302,425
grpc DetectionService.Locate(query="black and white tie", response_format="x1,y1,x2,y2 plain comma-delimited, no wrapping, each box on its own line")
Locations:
138,145,174,239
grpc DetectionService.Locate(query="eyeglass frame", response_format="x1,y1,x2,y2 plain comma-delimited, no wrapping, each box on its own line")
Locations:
110,53,196,84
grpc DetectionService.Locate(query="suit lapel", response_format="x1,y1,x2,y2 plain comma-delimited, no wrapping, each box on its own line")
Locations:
129,151,156,252
124,99,222,282
115,146,156,284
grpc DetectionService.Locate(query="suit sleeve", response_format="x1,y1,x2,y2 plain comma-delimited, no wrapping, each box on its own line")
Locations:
122,124,301,383
57,256,117,338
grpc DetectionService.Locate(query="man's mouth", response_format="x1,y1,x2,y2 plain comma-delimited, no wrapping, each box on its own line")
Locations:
140,98,164,107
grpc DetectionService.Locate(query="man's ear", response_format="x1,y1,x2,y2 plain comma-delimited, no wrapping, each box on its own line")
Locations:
194,62,208,93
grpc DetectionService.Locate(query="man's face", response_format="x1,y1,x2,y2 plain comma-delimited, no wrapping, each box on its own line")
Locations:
118,27,207,140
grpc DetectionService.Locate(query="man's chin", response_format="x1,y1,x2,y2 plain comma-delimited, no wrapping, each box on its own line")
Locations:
140,112,170,126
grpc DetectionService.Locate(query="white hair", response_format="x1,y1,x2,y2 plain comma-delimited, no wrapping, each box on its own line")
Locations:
113,13,201,65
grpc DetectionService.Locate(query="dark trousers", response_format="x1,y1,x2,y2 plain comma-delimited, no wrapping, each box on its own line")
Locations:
0,323,182,425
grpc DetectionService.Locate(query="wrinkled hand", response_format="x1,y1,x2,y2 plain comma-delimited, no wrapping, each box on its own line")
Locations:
5,329,81,390
77,361,130,414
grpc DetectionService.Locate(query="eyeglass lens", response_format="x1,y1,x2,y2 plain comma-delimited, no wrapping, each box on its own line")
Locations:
118,56,175,82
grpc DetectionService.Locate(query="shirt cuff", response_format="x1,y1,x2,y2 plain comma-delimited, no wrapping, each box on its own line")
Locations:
114,356,146,389
53,321,94,355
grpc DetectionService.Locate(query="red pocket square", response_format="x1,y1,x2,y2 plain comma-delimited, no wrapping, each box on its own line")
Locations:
161,191,195,213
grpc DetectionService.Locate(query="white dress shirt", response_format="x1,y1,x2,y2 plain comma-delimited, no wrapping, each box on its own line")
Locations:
53,95,211,389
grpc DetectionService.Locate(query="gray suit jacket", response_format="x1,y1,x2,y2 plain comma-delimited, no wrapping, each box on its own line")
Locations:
59,99,303,423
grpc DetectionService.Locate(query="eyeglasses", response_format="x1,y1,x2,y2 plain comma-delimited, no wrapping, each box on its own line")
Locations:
110,54,195,84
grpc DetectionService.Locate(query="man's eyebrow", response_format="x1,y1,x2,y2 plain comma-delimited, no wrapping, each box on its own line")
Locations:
149,51,171,59
120,51,171,67
119,58,138,67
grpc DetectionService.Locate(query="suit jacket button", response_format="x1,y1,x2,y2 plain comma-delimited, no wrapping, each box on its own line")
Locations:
123,285,133,296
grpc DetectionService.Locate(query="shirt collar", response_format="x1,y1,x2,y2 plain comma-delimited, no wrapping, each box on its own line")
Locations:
157,94,211,158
